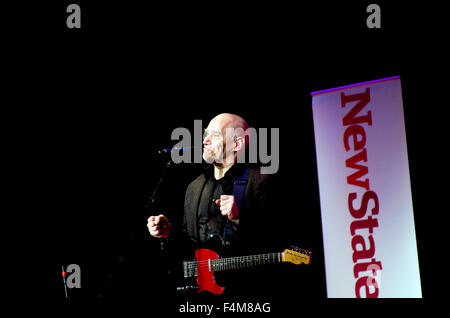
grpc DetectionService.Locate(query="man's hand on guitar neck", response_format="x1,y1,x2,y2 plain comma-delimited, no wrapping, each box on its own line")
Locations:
147,214,171,238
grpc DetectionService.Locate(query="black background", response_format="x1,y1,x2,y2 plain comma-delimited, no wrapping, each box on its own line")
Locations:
10,0,447,315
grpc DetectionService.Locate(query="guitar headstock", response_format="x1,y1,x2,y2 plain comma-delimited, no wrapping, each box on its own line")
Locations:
281,247,311,265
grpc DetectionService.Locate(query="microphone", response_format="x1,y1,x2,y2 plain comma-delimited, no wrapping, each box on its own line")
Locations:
157,146,197,155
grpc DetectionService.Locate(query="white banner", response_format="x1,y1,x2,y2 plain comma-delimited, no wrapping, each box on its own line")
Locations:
311,76,422,298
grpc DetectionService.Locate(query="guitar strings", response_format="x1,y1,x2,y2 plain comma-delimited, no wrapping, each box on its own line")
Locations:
184,253,283,270
186,253,281,264
185,252,310,265
184,254,309,272
187,251,309,263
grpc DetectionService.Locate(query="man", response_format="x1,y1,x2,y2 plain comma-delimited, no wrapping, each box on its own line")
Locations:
147,113,282,294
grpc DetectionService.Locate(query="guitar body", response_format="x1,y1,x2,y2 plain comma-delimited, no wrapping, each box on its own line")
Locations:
195,248,225,295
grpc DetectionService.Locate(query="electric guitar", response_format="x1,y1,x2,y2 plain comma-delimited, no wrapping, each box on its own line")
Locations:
177,247,311,294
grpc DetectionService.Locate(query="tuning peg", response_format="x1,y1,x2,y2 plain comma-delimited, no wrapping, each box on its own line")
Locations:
289,245,312,256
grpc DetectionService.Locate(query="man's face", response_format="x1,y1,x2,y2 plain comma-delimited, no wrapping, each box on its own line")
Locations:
202,117,235,165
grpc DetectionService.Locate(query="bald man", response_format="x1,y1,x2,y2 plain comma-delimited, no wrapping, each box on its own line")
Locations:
147,113,276,252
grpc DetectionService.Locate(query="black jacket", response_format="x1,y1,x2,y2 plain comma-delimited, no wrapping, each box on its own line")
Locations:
182,165,280,255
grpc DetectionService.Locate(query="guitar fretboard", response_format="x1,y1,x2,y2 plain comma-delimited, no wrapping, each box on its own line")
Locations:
183,252,281,278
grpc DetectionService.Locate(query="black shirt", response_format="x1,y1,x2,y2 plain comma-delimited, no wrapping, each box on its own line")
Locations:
197,165,239,243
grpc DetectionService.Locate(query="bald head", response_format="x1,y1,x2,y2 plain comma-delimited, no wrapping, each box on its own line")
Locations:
209,113,249,132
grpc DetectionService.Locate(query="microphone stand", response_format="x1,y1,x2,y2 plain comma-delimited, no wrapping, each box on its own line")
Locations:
145,158,172,251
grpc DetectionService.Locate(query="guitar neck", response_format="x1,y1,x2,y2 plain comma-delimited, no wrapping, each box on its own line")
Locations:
213,252,282,272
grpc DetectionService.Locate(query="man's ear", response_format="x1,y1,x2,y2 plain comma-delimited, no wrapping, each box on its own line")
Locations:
234,136,245,152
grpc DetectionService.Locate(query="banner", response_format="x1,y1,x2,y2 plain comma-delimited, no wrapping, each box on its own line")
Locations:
311,76,422,298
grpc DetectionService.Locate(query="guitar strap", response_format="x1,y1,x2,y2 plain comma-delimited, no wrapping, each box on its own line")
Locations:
223,167,251,245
